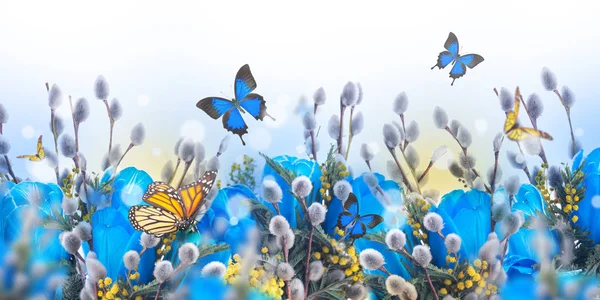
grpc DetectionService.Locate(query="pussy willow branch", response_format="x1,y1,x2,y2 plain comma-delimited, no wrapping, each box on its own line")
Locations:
176,159,194,189
310,130,318,161
397,145,422,194
45,83,61,183
169,158,182,185
102,99,114,153
398,248,438,300
387,147,414,193
444,127,491,193
304,224,314,299
337,100,346,155
490,148,500,232
418,161,434,183
344,106,356,161
553,89,577,156
399,114,407,151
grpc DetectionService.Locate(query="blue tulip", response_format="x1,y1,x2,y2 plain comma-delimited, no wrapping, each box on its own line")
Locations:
571,148,600,243
92,207,134,279
261,155,322,227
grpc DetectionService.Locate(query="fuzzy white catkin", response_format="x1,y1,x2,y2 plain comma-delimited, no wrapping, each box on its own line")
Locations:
313,87,326,105
130,123,146,146
486,166,502,187
290,278,304,300
457,126,472,148
86,258,107,281
94,75,109,100
109,98,123,121
345,284,366,300
359,248,384,270
269,215,290,236
108,144,122,167
499,87,514,112
387,160,404,181
405,120,420,143
60,232,82,254
59,134,76,158
201,261,226,278
402,282,418,300
217,135,230,156
561,86,575,108
341,81,358,106
304,136,320,156
327,115,340,139
391,121,406,141
153,261,174,283
355,82,363,105
443,233,461,253
178,139,195,162
276,263,295,281
503,212,523,236
62,197,78,216
206,156,220,171
541,67,557,91
261,179,282,203
507,150,526,169
359,143,374,162
140,233,160,248
430,145,448,163
478,238,500,262
308,260,324,281
351,111,364,135
493,133,504,152
308,203,326,225
527,93,544,119
302,112,317,130
363,172,378,189
385,229,406,251
161,161,174,182
423,212,444,232
74,221,92,241
405,145,420,170
48,84,62,109
385,275,406,296
433,106,449,129
73,98,90,124
383,124,400,148
178,243,200,265
547,165,563,187
504,175,521,195
123,250,141,271
393,92,408,115
276,228,296,250
459,152,476,169
449,120,461,136
291,176,312,198
412,245,432,267
333,180,352,202
50,115,65,136
0,104,7,124
491,201,510,222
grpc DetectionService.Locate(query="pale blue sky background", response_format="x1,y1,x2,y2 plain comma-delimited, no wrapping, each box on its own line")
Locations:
0,0,599,194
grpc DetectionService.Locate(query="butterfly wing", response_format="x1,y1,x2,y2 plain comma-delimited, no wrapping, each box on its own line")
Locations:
347,221,367,239
359,214,384,229
444,32,459,57
178,170,218,219
234,64,257,101
196,97,235,119
142,182,186,218
222,108,249,145
17,135,44,161
449,61,467,80
457,54,484,69
337,211,355,229
504,87,521,133
128,206,179,236
507,127,553,141
433,51,456,69
239,93,268,121
344,193,359,216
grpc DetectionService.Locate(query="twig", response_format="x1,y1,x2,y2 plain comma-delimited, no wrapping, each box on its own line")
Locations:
337,100,346,155
553,89,576,156
175,161,193,189
444,127,491,193
344,106,355,161
387,147,414,193
169,158,182,185
102,99,114,153
304,225,314,298
418,161,434,183
3,155,18,183
310,130,318,161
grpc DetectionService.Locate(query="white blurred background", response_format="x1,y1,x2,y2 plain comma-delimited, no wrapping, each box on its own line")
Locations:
1,0,599,194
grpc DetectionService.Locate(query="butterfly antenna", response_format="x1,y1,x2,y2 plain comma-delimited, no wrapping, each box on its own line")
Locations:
266,112,276,121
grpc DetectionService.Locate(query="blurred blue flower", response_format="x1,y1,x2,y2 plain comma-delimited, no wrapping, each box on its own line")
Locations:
572,148,600,243
196,184,258,256
428,189,491,266
261,155,321,227
182,274,271,300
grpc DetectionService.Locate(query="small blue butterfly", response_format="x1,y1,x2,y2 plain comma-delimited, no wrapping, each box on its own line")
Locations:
431,32,484,86
196,64,274,145
337,193,384,239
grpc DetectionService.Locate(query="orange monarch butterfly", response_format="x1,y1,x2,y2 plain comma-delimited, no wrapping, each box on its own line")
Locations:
504,87,553,142
17,135,45,161
128,170,217,236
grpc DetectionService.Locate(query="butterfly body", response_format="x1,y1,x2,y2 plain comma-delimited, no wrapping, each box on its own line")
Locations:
432,32,484,86
17,135,45,161
128,170,217,236
504,87,553,141
336,193,383,239
196,64,273,146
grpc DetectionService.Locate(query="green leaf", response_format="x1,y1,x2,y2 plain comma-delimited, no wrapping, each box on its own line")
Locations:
259,152,296,185
197,243,229,259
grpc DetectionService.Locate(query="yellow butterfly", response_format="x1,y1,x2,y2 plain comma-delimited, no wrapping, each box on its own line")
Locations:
17,135,45,161
128,170,218,236
504,87,553,142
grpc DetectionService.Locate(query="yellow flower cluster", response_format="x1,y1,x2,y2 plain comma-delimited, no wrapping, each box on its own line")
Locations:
445,260,497,297
319,164,332,204
156,232,177,256
563,183,582,223
336,162,350,178
535,167,553,205
97,277,139,300
406,197,431,242
315,240,364,283
224,254,284,299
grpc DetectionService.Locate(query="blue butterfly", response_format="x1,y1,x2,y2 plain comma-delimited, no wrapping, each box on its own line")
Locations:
431,32,484,86
337,193,384,239
196,64,274,145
